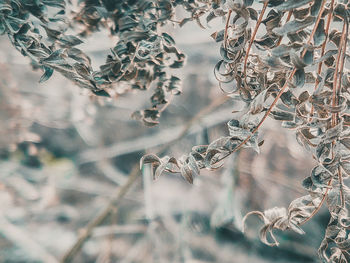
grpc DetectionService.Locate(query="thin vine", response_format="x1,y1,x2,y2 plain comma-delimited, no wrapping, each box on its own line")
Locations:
1,0,350,261
141,1,350,262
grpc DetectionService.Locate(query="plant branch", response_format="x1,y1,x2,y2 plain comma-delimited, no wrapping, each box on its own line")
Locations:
214,0,327,171
79,95,229,164
336,22,348,103
332,22,346,127
224,10,232,49
301,5,347,225
276,11,292,46
338,166,345,208
60,165,140,263
299,179,332,226
336,22,348,209
243,1,268,80
310,0,334,119
61,95,230,262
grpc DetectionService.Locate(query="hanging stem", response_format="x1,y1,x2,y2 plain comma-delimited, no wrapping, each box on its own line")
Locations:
310,0,334,119
243,1,268,80
338,167,345,208
299,179,332,225
332,22,346,127
336,22,348,209
224,10,232,48
276,11,292,46
336,22,348,105
214,1,328,163
302,7,347,225
61,166,140,263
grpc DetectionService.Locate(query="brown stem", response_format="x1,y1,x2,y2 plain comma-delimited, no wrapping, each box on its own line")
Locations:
310,0,334,118
300,1,327,57
214,1,327,164
62,94,230,262
276,11,292,46
336,22,348,103
243,1,268,79
224,10,232,49
61,165,140,263
302,4,346,225
338,167,345,208
332,22,346,127
299,179,332,226
336,23,348,209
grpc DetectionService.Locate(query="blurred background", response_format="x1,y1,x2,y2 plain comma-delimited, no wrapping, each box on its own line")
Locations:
0,18,328,263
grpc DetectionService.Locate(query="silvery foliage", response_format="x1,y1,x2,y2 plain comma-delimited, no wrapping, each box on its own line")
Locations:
1,0,350,261
0,0,206,125
141,0,350,261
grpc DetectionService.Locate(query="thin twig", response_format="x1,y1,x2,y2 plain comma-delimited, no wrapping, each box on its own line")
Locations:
215,0,327,167
61,95,230,262
336,22,348,208
300,13,346,224
336,22,348,106
276,11,292,46
310,0,334,119
242,1,268,80
332,22,346,126
142,164,161,262
79,95,229,164
92,224,146,237
299,179,332,226
60,165,140,263
338,167,345,208
224,10,232,49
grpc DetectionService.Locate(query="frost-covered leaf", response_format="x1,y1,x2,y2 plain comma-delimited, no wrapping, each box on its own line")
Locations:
273,17,315,36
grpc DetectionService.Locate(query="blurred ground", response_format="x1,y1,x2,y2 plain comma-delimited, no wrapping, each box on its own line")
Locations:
0,17,328,263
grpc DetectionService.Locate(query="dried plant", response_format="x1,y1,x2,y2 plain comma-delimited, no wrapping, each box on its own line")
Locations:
140,0,350,262
2,0,350,262
0,0,197,125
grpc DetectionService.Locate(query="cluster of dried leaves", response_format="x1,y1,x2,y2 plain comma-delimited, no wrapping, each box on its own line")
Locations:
2,0,350,261
141,0,350,261
0,0,212,125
